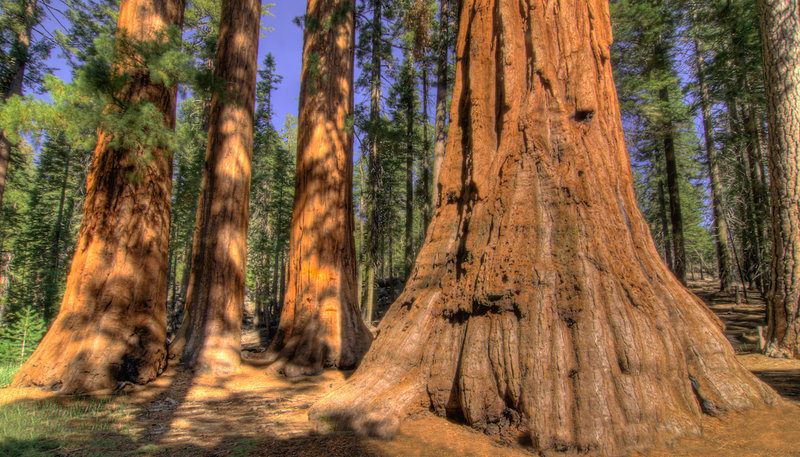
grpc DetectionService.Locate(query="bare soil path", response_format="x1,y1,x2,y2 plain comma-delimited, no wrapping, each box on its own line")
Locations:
1,278,799,456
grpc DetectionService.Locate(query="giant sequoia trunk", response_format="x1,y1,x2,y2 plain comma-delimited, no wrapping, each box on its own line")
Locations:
759,0,800,358
309,1,778,454
12,0,184,393
169,0,261,374
266,0,372,376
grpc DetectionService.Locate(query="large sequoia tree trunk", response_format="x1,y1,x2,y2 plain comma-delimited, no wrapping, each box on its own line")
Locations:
759,0,800,358
12,0,184,393
265,0,372,376
310,1,778,454
169,0,261,374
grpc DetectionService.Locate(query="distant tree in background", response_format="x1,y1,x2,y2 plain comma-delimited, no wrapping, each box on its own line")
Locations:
0,0,51,223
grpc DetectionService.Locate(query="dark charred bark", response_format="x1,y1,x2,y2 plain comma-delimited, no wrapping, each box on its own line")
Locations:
657,176,674,270
310,1,778,454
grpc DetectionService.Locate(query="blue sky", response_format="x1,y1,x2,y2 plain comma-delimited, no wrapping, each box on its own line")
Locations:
39,2,308,128
261,2,307,127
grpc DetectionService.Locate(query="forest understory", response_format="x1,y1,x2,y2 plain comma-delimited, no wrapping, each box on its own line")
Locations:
1,278,799,457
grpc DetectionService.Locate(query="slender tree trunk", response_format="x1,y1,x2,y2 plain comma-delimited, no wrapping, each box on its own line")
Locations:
278,248,286,315
404,59,415,280
310,1,777,454
43,149,70,322
365,0,382,324
659,84,686,284
266,0,372,376
358,161,365,308
694,40,733,292
12,0,185,393
169,248,179,328
759,0,800,358
359,160,374,322
737,113,760,288
420,66,431,240
169,0,261,374
657,176,674,270
432,0,450,205
178,245,191,305
742,102,768,293
271,235,281,309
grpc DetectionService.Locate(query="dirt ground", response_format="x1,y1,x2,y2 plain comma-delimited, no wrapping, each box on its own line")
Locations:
1,278,800,456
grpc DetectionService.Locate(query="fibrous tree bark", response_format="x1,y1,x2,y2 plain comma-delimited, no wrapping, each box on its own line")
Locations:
12,0,184,393
169,0,261,374
310,1,778,454
266,0,372,376
759,0,800,358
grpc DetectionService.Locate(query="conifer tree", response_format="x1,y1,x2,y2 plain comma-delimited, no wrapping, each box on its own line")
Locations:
12,0,186,393
266,0,372,376
759,0,800,358
0,305,45,364
311,2,777,454
170,0,262,374
0,0,51,222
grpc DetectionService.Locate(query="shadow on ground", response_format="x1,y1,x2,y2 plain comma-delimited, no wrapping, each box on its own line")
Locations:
2,278,800,457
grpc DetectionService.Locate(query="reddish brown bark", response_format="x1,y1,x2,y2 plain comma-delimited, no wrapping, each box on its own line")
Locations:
309,1,778,454
266,0,372,376
169,0,261,374
11,0,184,393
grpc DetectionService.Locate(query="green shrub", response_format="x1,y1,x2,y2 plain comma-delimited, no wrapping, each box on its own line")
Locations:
0,306,46,365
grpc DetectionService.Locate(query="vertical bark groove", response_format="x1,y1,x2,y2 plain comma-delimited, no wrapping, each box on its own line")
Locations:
170,0,261,374
759,0,800,358
266,0,372,376
12,0,185,393
310,1,777,455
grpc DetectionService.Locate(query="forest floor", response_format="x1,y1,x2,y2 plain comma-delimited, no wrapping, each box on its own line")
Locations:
1,278,800,457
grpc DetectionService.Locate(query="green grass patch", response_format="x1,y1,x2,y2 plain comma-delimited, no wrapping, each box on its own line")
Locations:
0,363,20,387
0,396,140,456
